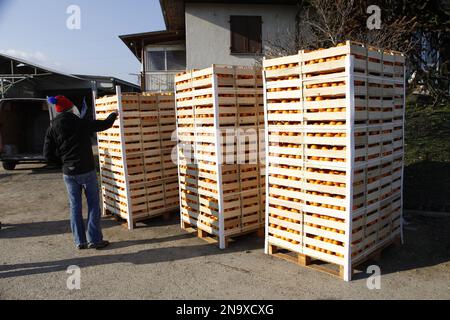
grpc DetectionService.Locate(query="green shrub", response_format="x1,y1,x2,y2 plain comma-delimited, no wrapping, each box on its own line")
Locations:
405,100,450,165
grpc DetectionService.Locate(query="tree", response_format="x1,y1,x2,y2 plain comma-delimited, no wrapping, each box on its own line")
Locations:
263,0,449,104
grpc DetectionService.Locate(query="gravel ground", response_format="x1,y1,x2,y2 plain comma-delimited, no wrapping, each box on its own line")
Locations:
1,164,450,300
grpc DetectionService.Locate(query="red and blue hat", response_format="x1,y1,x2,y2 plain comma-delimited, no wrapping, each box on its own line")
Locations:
48,96,74,113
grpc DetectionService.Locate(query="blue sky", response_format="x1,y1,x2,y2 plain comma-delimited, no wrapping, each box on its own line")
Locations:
0,0,166,84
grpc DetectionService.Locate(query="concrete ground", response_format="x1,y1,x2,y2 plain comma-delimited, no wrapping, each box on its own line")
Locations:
1,164,450,300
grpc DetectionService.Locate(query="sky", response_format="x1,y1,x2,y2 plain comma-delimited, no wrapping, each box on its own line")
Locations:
0,0,166,84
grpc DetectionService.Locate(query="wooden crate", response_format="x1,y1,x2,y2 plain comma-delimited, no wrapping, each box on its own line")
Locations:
175,65,265,249
263,41,405,281
95,90,179,229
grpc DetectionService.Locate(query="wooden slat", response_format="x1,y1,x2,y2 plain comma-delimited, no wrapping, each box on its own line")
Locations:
96,92,179,228
263,42,404,281
176,65,265,247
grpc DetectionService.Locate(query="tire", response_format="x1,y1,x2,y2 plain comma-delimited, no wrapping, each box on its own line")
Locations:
2,161,17,170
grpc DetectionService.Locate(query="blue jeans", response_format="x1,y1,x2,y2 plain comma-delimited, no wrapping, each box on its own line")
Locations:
63,170,103,246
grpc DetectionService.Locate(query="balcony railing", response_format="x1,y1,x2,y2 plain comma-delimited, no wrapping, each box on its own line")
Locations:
144,71,181,92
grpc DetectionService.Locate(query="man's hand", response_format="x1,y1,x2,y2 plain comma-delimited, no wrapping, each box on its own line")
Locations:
107,112,118,122
86,112,119,133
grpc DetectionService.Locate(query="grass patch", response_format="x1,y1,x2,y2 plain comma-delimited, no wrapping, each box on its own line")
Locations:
405,101,450,165
404,100,450,211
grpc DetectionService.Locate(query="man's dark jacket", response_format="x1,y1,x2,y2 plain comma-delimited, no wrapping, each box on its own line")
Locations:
44,111,117,175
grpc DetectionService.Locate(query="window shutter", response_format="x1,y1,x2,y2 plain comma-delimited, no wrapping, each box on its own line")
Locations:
230,15,262,54
230,16,247,53
247,16,262,53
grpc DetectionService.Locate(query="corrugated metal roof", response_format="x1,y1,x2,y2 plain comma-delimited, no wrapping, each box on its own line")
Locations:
0,52,84,80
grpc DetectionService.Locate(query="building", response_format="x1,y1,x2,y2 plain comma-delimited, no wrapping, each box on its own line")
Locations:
0,53,140,118
120,0,299,92
0,53,141,169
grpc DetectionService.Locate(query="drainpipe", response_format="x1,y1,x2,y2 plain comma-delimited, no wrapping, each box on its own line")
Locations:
141,39,147,92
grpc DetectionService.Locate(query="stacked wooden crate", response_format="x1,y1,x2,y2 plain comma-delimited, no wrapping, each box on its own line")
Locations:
95,90,178,229
175,65,265,248
263,41,405,280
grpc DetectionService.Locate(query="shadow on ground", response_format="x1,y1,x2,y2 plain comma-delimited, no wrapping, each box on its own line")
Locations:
0,173,10,180
0,217,119,239
0,230,262,279
404,161,450,212
352,212,450,280
1,211,449,282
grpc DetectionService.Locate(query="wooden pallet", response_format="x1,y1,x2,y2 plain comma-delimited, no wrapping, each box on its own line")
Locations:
268,233,401,279
263,41,405,281
95,89,179,229
108,207,179,229
175,65,265,249
181,220,264,248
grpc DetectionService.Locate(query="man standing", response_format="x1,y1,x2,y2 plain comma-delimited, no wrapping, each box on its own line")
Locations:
44,95,117,250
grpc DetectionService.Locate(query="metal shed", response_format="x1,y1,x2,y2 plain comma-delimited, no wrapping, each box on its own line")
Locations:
0,53,140,118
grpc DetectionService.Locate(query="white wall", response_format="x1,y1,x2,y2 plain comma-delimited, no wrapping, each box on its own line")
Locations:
185,3,297,69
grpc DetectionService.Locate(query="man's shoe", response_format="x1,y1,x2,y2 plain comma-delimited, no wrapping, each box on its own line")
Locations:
88,240,110,250
77,243,88,250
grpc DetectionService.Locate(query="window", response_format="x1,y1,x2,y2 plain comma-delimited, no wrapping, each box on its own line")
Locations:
148,51,165,71
230,15,262,54
167,50,186,71
146,49,186,71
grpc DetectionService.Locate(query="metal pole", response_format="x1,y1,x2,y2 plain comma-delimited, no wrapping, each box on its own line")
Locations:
344,53,355,282
400,62,406,244
91,81,97,120
212,67,226,249
141,40,147,92
116,85,134,229
93,85,105,217
262,59,270,255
